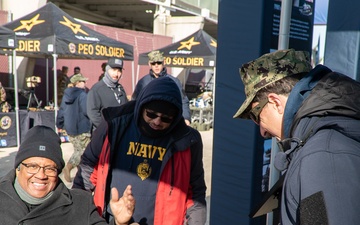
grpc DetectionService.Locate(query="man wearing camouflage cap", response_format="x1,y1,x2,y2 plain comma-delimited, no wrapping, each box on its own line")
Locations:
56,73,91,182
132,50,191,125
234,49,360,224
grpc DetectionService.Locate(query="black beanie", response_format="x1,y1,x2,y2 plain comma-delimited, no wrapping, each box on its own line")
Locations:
14,125,65,171
143,100,179,116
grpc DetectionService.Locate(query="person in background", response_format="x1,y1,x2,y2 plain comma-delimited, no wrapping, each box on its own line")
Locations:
99,62,107,81
57,66,70,105
68,66,81,81
233,49,360,224
74,77,207,225
0,81,5,103
131,50,191,125
0,81,10,113
87,58,128,130
0,125,135,225
56,73,91,182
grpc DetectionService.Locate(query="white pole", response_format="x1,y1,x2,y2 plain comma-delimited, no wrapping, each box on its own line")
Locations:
13,50,20,146
132,61,135,92
46,58,49,104
53,54,58,131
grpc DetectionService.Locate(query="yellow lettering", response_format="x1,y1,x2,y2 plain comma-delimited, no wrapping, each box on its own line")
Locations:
164,57,172,66
78,43,94,55
17,40,40,52
95,45,125,57
127,142,167,161
150,146,157,159
172,57,204,66
127,142,138,155
157,147,166,161
137,144,148,157
0,132,8,136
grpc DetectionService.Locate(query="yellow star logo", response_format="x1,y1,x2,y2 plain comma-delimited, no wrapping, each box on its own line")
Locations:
14,14,45,32
177,37,200,50
59,16,88,36
210,39,217,48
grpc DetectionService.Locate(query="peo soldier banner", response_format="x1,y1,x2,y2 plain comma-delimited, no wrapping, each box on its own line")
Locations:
1,2,133,60
138,29,216,68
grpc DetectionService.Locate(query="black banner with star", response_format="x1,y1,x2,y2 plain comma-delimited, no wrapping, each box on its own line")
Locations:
138,29,216,68
1,2,133,60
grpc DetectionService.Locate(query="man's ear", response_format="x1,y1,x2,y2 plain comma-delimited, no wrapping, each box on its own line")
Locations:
16,165,20,176
267,93,287,115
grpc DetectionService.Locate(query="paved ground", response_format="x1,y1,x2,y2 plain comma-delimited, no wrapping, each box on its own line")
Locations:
0,128,213,223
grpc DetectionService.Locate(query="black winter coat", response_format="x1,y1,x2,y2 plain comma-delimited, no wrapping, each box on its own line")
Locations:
56,87,91,135
0,170,115,225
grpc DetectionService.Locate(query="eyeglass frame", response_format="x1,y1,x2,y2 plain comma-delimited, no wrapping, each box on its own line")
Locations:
20,162,59,177
249,99,269,125
150,61,163,66
145,110,174,123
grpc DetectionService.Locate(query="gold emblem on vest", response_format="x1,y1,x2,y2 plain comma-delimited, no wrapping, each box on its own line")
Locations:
137,159,152,181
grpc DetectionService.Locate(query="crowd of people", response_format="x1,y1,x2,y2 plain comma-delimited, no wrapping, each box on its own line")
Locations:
1,47,360,225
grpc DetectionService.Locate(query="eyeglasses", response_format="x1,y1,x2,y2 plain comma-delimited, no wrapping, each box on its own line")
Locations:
145,110,173,123
249,99,269,125
21,162,58,177
150,61,163,66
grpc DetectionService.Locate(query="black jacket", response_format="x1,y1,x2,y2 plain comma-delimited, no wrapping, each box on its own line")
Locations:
56,87,91,135
0,170,116,225
276,65,360,224
87,80,128,128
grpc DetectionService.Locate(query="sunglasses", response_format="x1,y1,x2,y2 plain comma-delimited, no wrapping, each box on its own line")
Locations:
249,99,269,125
150,61,163,66
145,110,173,123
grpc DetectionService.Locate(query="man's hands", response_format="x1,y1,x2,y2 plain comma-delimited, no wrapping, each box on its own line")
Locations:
110,185,135,225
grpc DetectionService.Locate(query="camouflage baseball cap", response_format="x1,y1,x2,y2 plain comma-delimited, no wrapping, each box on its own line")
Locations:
148,50,164,63
70,73,88,83
233,49,312,119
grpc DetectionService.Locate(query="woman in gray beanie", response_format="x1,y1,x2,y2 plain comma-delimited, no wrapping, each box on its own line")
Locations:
0,125,136,225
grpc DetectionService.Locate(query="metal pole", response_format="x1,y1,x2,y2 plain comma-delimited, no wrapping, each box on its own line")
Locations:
278,0,292,50
13,50,20,146
46,58,49,104
53,54,58,131
267,0,292,224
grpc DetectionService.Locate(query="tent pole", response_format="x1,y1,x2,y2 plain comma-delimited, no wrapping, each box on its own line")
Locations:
212,66,216,125
53,54,58,131
13,50,20,146
132,61,135,93
136,65,140,86
46,58,49,104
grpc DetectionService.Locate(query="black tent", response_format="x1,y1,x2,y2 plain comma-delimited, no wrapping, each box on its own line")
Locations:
1,2,134,121
138,29,216,68
0,26,20,146
0,26,16,49
2,2,133,60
